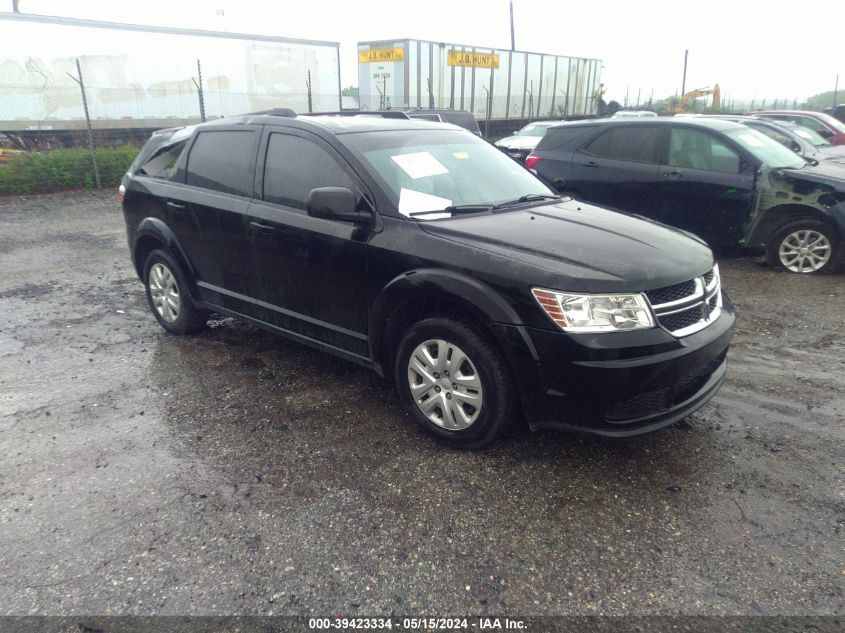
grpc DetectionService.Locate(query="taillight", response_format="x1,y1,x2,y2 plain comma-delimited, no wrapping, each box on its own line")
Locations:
118,184,125,204
525,155,540,169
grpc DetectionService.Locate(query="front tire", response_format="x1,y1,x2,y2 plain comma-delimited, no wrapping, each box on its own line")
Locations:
766,220,840,274
395,316,517,449
143,249,208,334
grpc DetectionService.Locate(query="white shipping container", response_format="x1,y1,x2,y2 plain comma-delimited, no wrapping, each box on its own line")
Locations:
0,13,341,130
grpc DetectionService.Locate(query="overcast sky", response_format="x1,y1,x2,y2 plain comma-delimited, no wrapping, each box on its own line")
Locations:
15,0,843,103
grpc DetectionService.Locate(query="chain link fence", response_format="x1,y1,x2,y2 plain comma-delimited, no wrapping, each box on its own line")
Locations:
0,69,340,195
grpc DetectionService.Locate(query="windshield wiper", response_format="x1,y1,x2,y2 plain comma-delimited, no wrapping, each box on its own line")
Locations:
408,204,494,217
492,194,561,209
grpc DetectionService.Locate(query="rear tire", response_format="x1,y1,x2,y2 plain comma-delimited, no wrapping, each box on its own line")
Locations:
395,316,517,449
143,249,208,334
766,220,840,274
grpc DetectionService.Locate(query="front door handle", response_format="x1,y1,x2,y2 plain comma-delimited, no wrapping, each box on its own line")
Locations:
250,221,275,235
663,170,682,178
582,160,599,168
166,201,187,212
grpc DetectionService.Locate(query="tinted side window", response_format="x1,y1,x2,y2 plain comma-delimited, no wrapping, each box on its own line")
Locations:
583,126,660,162
668,128,740,173
536,125,597,151
186,131,255,196
263,134,355,209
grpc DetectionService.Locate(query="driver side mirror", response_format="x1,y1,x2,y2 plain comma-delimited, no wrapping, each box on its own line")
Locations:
307,187,370,224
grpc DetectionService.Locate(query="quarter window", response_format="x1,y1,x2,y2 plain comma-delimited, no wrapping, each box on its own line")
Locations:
185,131,255,197
263,134,355,209
583,126,660,163
668,128,740,173
138,140,187,180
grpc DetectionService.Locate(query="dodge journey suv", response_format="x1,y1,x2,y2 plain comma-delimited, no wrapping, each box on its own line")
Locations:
121,112,735,448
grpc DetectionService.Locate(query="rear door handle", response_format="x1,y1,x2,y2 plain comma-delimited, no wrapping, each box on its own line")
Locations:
166,201,187,212
582,161,598,168
250,221,275,235
663,170,682,178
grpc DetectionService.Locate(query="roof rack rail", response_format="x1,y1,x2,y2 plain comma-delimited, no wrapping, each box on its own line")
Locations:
302,110,411,120
248,107,297,117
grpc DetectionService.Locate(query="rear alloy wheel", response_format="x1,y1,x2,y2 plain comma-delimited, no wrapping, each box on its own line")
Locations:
143,249,208,334
396,316,516,449
767,221,840,274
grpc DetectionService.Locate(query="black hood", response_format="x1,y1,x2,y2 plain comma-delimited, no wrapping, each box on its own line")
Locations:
419,199,714,293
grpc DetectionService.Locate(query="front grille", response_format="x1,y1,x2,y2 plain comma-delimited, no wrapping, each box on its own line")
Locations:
659,306,706,332
646,279,696,305
646,267,722,337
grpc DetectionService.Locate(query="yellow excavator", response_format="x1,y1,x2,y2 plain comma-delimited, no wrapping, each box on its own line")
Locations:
673,84,721,113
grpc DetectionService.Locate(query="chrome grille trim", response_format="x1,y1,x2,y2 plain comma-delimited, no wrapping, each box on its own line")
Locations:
647,266,722,337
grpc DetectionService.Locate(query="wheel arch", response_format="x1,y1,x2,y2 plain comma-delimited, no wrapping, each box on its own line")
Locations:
747,203,841,249
369,269,524,375
133,218,198,296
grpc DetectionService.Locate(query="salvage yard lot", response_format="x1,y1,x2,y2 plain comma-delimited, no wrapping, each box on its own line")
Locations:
0,191,843,615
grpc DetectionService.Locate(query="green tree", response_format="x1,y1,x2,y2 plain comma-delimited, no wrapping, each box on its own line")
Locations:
805,90,840,110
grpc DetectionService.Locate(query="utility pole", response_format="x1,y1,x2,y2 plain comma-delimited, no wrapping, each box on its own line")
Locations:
834,74,839,107
306,70,313,113
681,49,688,99
192,59,206,122
67,58,100,189
509,1,515,51
13,0,21,12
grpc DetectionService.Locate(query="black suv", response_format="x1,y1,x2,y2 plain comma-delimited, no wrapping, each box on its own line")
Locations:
528,118,845,274
121,113,734,448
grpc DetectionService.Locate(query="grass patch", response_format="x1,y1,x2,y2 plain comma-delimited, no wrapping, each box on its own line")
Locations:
0,145,138,195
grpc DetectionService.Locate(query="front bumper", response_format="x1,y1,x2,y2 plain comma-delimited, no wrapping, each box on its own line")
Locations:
491,296,736,436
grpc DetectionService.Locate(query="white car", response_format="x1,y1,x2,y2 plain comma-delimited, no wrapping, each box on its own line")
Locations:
611,110,658,119
494,121,564,162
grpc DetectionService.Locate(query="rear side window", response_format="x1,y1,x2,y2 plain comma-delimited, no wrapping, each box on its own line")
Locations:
263,134,355,209
583,126,660,163
535,125,597,151
186,131,255,196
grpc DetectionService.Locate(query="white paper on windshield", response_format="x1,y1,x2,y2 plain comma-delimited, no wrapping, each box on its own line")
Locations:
738,133,764,147
794,129,812,139
391,151,449,179
398,188,452,218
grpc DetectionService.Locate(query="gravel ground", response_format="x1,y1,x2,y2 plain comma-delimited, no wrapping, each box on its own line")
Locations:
0,191,843,617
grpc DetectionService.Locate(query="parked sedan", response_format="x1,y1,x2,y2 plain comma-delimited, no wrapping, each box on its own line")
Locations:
528,118,845,273
495,121,563,162
751,110,845,145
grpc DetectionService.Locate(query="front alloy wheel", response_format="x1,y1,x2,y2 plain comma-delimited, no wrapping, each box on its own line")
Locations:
778,229,831,273
407,339,484,430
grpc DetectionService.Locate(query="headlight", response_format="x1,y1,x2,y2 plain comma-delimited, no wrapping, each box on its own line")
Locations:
531,288,655,332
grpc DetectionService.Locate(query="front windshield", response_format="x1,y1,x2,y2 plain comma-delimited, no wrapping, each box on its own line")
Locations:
517,123,552,137
791,125,831,147
345,129,555,218
725,127,806,169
